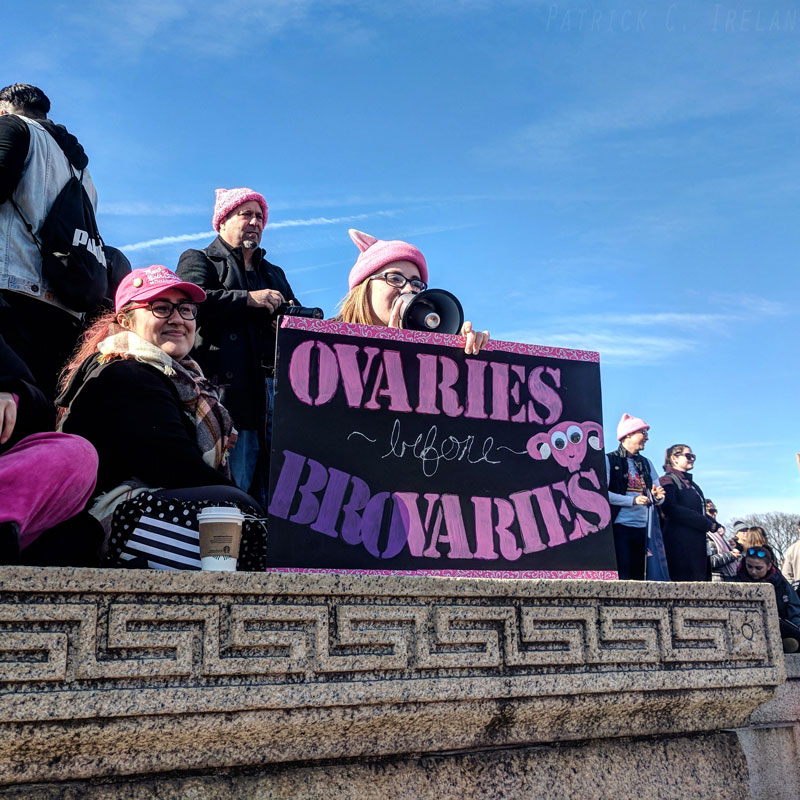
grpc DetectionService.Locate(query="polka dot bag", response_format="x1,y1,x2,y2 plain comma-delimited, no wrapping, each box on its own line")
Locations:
105,492,266,571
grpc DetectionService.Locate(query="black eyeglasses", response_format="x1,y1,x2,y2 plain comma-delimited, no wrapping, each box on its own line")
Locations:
681,452,697,461
129,300,198,320
707,508,718,515
369,271,427,293
747,548,767,558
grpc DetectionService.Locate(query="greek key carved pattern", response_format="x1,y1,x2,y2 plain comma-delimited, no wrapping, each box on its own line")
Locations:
0,595,772,689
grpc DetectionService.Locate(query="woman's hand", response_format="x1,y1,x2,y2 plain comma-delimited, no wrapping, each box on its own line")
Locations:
651,484,665,502
633,494,651,506
0,392,18,445
461,321,490,355
387,296,404,329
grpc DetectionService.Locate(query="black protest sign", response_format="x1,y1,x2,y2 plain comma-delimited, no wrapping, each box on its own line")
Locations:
267,318,617,578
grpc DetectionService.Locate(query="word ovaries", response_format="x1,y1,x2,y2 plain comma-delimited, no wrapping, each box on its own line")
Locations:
287,339,563,423
269,450,611,562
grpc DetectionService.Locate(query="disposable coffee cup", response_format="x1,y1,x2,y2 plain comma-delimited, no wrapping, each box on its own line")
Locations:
197,506,244,571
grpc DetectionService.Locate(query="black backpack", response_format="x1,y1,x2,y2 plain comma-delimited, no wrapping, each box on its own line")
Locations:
12,166,108,312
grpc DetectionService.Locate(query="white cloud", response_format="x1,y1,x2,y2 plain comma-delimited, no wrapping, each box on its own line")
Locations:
494,330,694,366
121,231,217,252
120,210,397,252
496,289,787,365
475,83,749,167
100,202,206,217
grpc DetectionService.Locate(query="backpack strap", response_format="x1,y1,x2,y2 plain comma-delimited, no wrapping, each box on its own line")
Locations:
7,162,82,255
8,197,43,255
662,472,682,490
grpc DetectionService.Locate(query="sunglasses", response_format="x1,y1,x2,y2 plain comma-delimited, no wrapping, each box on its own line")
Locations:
746,548,767,559
681,452,696,460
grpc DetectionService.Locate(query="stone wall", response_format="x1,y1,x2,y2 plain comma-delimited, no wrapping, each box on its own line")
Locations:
0,567,787,798
739,653,800,800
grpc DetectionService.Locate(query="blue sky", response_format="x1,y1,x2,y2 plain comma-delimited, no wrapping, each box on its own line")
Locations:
6,0,800,521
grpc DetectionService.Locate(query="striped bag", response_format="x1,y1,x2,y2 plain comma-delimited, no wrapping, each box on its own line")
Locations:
105,492,266,571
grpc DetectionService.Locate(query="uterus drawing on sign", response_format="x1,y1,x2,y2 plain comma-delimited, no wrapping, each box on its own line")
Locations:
525,421,604,473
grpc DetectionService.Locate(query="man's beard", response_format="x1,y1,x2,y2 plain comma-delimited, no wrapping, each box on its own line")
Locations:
243,239,257,250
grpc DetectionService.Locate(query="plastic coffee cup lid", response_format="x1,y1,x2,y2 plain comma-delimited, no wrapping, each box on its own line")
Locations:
196,506,245,523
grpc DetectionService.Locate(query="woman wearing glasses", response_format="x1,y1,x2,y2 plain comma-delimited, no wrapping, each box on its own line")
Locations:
659,444,721,581
335,229,489,354
736,543,800,653
56,266,263,570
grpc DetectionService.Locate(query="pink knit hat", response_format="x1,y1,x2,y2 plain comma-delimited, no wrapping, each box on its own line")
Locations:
212,187,268,232
115,266,206,312
347,229,428,290
616,413,650,441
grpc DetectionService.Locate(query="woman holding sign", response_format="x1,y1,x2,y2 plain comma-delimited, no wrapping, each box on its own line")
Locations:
56,266,264,570
335,229,490,354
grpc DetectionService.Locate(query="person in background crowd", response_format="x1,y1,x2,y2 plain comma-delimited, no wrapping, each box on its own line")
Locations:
103,245,132,308
730,520,748,547
660,443,720,581
56,266,264,570
704,499,740,581
736,543,800,653
0,83,98,401
177,188,298,507
705,500,721,528
739,526,769,549
605,413,666,580
0,296,99,564
781,520,800,585
335,229,489,354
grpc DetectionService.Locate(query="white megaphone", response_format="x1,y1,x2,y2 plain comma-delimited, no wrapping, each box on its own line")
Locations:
397,288,464,335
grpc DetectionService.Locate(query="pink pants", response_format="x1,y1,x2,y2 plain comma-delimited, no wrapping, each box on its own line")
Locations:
0,432,98,549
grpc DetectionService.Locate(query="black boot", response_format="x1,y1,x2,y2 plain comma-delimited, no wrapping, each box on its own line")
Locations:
20,510,103,568
0,521,21,565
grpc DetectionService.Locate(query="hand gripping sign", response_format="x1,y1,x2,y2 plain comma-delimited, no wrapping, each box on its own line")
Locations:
267,318,618,579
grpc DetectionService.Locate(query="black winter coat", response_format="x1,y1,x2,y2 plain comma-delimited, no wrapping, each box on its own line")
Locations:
736,563,800,627
659,468,716,581
0,318,53,453
176,237,297,430
57,356,233,496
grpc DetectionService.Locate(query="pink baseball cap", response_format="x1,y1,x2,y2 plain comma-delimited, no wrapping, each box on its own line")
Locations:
115,266,206,312
212,187,268,232
347,229,428,290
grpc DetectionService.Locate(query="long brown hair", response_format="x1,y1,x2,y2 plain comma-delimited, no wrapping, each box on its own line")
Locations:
334,281,380,326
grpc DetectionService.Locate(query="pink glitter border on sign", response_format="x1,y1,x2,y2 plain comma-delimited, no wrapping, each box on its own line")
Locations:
269,567,619,580
280,317,600,363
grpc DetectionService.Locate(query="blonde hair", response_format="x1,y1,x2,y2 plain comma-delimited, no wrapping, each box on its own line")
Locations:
334,281,380,326
740,527,769,548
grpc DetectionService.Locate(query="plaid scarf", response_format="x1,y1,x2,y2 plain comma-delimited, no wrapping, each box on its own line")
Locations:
707,528,739,578
97,331,235,470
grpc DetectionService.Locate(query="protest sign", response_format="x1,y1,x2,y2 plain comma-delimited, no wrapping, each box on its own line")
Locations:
267,318,617,579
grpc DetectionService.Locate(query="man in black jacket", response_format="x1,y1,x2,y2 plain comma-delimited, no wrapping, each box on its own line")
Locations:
176,187,298,505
